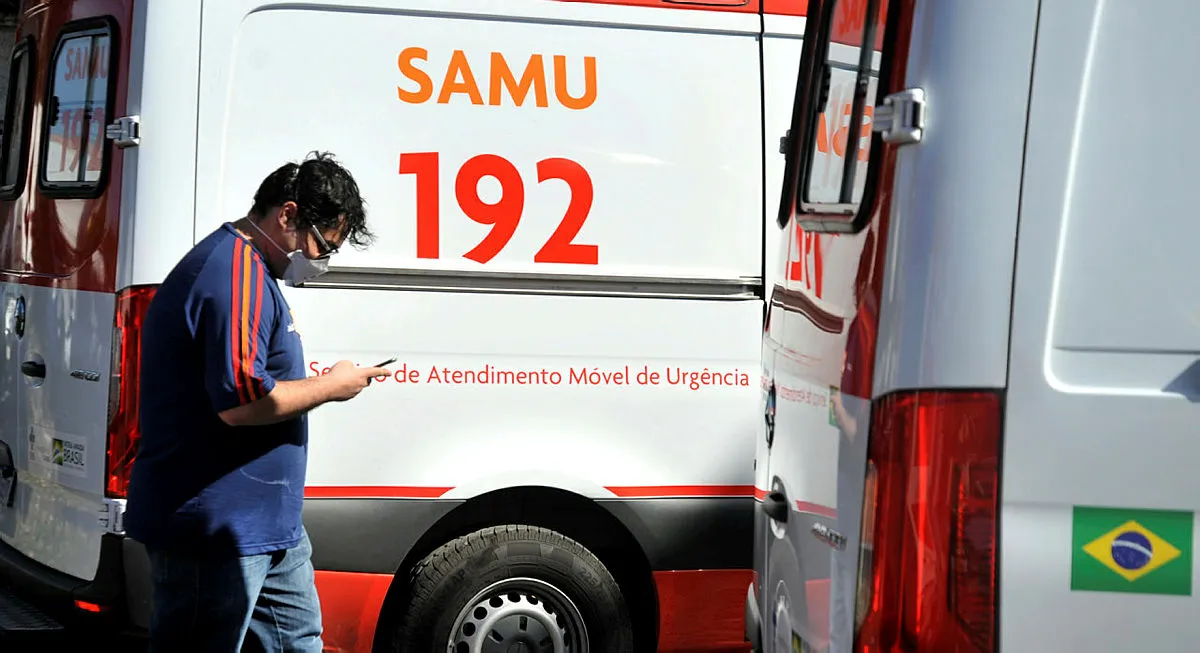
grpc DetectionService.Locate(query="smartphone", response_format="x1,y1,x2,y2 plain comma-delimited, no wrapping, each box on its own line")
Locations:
375,356,398,367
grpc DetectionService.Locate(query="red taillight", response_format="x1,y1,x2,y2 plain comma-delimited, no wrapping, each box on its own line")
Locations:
74,600,107,613
105,285,158,499
855,390,1002,653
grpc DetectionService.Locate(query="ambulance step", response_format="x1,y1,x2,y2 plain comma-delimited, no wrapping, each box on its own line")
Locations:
0,587,63,633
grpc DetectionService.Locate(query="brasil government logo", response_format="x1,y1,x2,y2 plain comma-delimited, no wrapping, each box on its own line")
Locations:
1071,506,1193,596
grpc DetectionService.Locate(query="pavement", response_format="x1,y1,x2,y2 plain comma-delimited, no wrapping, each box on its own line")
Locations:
0,582,146,652
1,629,145,653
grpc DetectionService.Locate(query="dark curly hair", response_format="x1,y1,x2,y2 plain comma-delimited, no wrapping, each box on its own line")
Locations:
250,151,374,248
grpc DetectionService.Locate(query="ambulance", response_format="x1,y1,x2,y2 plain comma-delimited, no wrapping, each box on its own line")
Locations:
750,0,1200,651
0,0,834,650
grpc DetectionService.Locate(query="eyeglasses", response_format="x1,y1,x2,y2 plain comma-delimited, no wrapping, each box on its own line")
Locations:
310,226,339,258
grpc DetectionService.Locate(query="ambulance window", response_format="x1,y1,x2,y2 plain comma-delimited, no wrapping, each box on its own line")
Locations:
796,0,890,222
39,23,114,196
0,37,34,200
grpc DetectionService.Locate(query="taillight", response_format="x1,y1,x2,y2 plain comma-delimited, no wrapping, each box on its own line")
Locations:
855,390,1002,653
105,285,158,499
74,600,108,614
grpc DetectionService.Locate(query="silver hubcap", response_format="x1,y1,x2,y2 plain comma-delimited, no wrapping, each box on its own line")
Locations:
447,577,589,653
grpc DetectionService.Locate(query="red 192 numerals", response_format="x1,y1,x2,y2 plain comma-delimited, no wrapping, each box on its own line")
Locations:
399,152,598,265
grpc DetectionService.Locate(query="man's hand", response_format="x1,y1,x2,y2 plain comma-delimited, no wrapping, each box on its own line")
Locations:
218,359,389,426
325,360,390,402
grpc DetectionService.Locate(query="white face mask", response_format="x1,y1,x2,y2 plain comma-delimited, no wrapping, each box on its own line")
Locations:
280,249,330,287
247,220,332,287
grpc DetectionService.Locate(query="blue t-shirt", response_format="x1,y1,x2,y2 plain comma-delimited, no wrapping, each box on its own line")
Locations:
126,223,308,557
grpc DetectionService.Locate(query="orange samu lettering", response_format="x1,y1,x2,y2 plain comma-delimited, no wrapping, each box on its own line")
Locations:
397,47,596,110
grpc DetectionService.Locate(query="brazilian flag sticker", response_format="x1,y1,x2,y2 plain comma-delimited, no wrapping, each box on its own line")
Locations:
1071,506,1193,596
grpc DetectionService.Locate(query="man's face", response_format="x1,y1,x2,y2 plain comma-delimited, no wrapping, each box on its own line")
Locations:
259,202,346,278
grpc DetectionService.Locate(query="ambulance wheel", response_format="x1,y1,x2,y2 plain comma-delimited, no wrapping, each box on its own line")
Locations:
394,524,635,653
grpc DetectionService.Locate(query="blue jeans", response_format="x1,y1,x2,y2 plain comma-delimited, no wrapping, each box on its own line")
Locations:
146,529,323,653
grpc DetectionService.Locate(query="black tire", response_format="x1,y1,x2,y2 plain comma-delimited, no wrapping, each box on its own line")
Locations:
392,524,635,653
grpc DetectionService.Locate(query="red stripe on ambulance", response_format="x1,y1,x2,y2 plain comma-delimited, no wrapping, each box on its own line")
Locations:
304,484,757,499
304,486,454,499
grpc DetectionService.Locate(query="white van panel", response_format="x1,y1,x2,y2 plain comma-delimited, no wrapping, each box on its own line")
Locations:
120,0,202,289
188,0,765,496
0,286,115,581
871,0,1036,397
198,2,761,279
290,288,760,490
1003,1,1200,650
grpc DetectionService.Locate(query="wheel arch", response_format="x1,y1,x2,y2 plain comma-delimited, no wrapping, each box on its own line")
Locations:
370,485,659,653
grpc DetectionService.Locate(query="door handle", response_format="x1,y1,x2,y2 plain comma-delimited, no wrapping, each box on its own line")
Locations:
20,361,45,378
761,491,789,523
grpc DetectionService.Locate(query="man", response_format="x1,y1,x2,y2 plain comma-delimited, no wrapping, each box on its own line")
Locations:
126,151,391,652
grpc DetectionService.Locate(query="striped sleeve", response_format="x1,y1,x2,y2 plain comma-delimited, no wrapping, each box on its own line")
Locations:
202,237,279,414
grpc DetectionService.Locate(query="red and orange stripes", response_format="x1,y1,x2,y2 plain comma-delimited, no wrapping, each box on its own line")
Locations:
230,238,268,404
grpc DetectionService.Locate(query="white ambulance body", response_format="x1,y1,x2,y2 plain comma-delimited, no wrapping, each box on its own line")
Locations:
0,0,825,650
750,0,1200,651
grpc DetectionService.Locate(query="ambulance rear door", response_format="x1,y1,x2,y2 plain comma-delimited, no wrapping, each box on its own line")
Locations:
758,0,902,649
0,29,35,543
0,0,133,583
